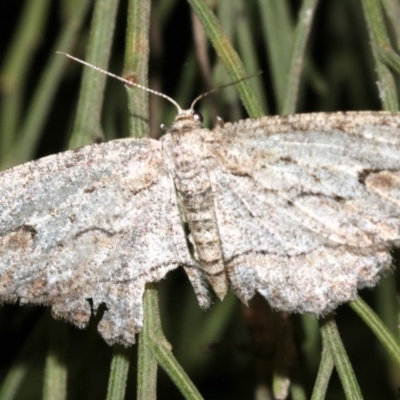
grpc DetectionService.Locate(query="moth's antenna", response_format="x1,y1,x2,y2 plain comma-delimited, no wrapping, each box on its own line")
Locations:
57,52,183,113
190,71,262,111
58,52,262,114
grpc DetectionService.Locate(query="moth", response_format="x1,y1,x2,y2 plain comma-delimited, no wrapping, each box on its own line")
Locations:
1,54,399,345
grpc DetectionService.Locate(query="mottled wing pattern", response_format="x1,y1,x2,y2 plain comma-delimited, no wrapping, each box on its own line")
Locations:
207,112,400,314
0,139,202,346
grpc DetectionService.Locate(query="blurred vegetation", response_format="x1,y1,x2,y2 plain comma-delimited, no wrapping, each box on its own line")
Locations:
0,0,400,399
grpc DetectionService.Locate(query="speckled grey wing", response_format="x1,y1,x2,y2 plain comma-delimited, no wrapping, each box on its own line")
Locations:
207,112,400,314
0,139,202,346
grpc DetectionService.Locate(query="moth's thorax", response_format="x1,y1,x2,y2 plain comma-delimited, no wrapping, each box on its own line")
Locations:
161,110,211,176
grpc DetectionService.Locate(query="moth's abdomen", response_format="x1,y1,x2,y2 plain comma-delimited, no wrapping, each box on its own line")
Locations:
180,184,228,299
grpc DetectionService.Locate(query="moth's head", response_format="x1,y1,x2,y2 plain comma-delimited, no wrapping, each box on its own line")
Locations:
170,109,204,131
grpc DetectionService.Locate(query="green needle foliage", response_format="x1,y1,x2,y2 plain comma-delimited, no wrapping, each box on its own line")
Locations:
0,1,399,399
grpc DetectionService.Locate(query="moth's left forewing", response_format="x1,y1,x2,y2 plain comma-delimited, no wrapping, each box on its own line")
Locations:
0,139,197,345
206,112,400,314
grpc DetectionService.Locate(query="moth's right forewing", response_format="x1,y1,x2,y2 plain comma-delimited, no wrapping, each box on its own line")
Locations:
0,139,197,345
